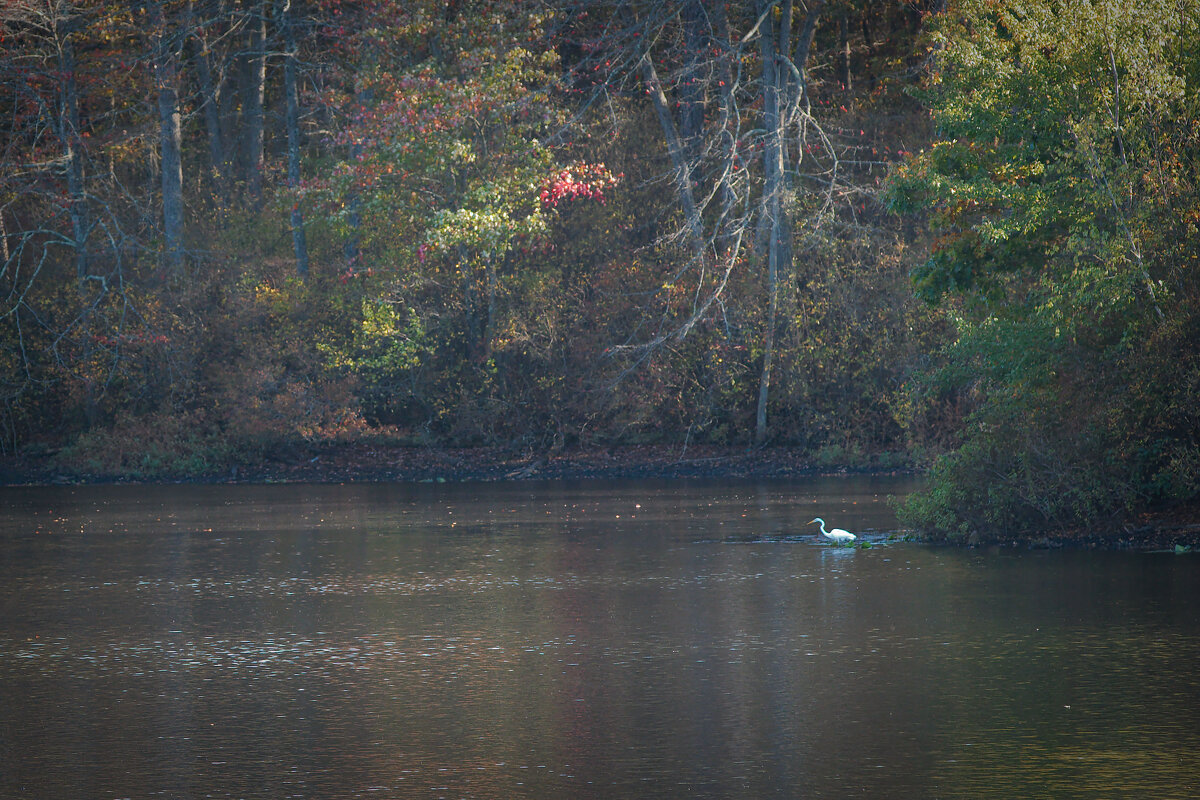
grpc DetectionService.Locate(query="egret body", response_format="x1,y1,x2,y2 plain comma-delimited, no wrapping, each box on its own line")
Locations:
810,517,856,544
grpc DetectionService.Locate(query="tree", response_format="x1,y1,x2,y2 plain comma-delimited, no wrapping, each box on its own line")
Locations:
0,0,161,437
241,0,267,205
148,0,186,272
0,0,91,280
889,0,1200,539
305,1,610,436
187,0,234,203
280,0,307,276
755,0,797,444
0,0,942,472
550,0,929,445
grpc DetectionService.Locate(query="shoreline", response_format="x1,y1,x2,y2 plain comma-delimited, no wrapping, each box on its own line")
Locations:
2,443,1197,550
0,444,906,486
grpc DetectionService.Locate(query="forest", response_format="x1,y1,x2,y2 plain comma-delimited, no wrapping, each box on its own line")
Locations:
1,0,1197,541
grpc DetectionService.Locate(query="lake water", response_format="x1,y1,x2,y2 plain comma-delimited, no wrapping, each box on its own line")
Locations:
2,477,1198,799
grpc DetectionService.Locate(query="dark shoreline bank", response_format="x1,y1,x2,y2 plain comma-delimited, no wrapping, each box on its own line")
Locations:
2,444,1197,550
0,444,898,486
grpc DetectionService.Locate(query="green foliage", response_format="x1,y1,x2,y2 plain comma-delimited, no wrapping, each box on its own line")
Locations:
890,0,1200,539
318,297,428,425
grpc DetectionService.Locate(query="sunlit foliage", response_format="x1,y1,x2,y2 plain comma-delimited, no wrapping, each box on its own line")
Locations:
890,0,1200,538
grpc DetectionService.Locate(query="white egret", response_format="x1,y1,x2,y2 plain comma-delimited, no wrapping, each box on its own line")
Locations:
810,517,856,544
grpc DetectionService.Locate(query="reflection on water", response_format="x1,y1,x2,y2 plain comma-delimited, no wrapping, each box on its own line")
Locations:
2,478,1199,799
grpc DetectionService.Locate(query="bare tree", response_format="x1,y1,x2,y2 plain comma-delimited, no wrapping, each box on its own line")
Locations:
241,0,267,205
149,0,185,272
755,0,788,443
0,1,91,279
280,0,307,276
0,0,143,435
189,0,234,203
558,0,842,443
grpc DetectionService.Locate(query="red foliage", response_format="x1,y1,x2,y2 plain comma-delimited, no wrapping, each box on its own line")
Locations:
537,163,621,209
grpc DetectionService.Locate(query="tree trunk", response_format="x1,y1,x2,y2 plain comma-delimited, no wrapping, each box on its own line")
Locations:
755,0,791,445
838,9,852,93
776,0,795,273
61,6,94,426
778,0,793,118
61,31,89,281
219,27,239,177
153,3,185,272
242,2,266,206
792,1,822,115
191,22,229,204
281,0,307,277
485,256,497,358
679,0,706,164
711,0,738,248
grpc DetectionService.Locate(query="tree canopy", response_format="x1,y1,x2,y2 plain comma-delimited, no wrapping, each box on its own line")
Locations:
889,0,1200,539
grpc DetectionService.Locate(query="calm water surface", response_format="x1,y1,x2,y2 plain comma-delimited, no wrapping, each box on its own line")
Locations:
2,477,1198,799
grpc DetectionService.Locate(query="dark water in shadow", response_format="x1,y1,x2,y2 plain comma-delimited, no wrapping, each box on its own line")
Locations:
2,478,1198,798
